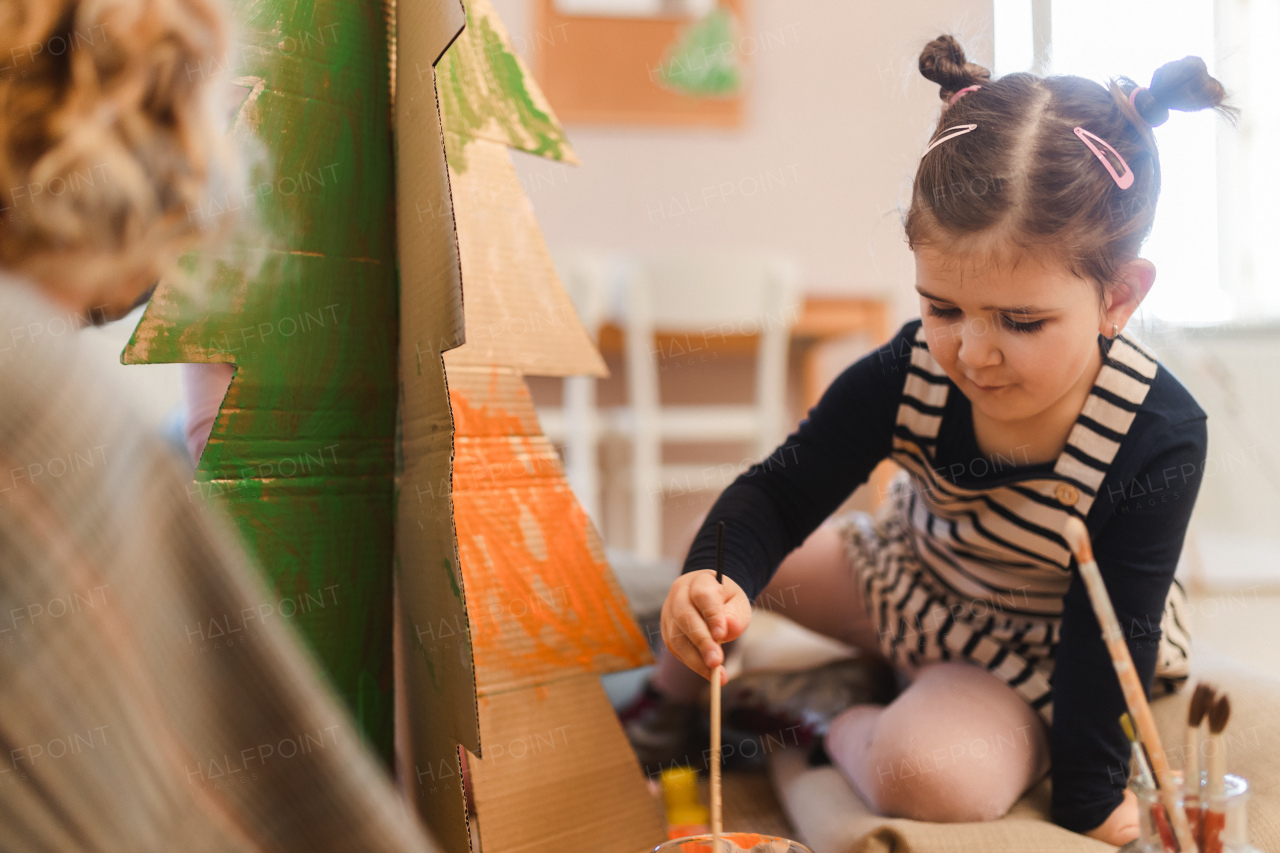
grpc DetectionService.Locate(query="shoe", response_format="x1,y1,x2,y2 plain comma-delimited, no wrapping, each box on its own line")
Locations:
806,733,832,767
721,656,899,750
617,680,703,777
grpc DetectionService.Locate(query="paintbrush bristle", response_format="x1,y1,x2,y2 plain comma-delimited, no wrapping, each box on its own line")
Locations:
1119,712,1138,744
1208,694,1231,735
1063,517,1093,564
1189,683,1215,728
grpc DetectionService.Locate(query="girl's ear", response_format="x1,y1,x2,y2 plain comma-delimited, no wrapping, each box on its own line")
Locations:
1102,259,1156,336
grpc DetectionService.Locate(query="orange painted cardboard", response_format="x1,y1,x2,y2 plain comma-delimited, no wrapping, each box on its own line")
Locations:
444,364,650,694
442,364,661,853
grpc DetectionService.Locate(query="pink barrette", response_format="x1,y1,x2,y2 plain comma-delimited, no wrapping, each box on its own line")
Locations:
922,123,978,157
948,84,982,106
1073,126,1134,190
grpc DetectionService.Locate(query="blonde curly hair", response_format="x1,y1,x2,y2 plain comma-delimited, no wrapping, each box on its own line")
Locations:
0,0,242,311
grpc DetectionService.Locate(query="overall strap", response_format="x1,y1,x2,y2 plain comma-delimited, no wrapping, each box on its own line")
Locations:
1052,331,1158,518
894,324,951,452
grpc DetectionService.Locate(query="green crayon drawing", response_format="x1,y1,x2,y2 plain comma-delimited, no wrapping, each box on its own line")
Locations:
659,6,742,97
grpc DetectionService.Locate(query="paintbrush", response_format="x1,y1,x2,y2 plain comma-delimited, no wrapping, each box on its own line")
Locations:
1186,683,1215,846
710,663,723,850
715,520,725,584
1122,712,1176,852
711,520,726,851
1064,518,1197,852
1203,693,1231,853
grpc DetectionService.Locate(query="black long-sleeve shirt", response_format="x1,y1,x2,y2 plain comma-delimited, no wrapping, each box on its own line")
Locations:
682,319,1207,833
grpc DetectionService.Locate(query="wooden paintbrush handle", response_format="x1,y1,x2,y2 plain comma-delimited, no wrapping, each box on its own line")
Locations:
710,665,723,846
1066,520,1197,852
1081,565,1195,847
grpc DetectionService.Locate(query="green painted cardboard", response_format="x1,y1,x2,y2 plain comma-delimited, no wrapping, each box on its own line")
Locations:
124,0,400,760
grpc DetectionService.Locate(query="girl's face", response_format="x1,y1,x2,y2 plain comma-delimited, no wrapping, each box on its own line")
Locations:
914,246,1110,425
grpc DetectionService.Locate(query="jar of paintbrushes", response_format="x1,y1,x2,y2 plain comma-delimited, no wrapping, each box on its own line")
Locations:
1062,520,1260,853
1120,684,1259,853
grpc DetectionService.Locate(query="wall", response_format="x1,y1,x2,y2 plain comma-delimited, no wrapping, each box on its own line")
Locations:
504,0,995,564
494,0,996,321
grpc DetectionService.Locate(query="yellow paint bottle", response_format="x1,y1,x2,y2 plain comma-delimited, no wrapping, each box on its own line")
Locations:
660,766,710,840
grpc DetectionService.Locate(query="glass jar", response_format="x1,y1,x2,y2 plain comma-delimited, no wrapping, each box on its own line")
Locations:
1123,771,1261,852
652,832,814,853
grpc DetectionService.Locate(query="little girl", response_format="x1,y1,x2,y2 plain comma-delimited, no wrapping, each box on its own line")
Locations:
631,35,1238,845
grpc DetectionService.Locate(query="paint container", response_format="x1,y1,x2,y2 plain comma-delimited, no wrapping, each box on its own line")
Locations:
659,767,709,839
652,832,813,853
1124,772,1260,852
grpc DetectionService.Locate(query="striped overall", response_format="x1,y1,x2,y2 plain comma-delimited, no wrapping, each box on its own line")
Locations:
835,325,1191,724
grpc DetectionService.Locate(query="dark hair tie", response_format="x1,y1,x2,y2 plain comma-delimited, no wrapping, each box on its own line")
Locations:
1128,87,1169,128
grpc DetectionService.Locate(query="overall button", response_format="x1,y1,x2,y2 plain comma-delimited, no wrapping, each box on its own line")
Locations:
1055,482,1079,506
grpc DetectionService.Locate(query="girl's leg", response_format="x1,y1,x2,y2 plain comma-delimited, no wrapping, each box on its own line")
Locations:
651,513,885,702
825,661,1050,823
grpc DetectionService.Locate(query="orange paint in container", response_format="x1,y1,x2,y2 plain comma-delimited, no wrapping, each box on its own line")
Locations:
652,832,811,853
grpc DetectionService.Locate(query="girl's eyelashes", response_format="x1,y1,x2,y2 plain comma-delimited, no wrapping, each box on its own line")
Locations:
1000,315,1046,333
925,301,1047,333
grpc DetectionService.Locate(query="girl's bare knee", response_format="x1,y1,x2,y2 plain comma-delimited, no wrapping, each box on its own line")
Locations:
861,737,1020,823
856,667,1045,823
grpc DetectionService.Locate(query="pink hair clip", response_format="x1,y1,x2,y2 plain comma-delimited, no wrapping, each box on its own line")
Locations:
922,123,978,158
948,84,982,106
1073,126,1134,190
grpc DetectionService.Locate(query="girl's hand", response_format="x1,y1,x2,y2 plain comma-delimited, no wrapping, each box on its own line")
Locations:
660,569,752,683
1083,788,1139,847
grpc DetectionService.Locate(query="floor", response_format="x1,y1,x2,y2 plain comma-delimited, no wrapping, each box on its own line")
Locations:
697,771,795,838
612,586,1280,842
1183,588,1280,680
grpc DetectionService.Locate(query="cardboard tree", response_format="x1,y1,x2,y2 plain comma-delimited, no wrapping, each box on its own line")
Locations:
399,0,665,850
124,0,402,760
127,0,663,847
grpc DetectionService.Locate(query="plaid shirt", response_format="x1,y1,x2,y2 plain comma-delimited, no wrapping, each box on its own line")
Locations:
0,274,438,852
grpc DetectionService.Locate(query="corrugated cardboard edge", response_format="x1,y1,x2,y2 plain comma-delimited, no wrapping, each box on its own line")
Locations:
394,1,476,851
468,673,666,853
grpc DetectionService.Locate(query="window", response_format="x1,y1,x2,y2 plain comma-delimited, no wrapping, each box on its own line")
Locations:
994,0,1271,323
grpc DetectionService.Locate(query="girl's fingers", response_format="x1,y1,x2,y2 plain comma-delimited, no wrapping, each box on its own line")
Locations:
661,597,706,676
666,632,712,681
721,589,753,643
689,576,728,641
660,570,746,682
675,594,722,670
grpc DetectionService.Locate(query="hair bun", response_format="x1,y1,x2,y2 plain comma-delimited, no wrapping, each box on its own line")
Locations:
1137,55,1241,127
919,35,992,103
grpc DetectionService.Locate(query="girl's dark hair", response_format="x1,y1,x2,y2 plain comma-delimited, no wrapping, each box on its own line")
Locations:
905,34,1240,297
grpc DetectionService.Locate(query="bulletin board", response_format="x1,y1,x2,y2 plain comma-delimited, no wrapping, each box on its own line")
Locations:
533,0,746,126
